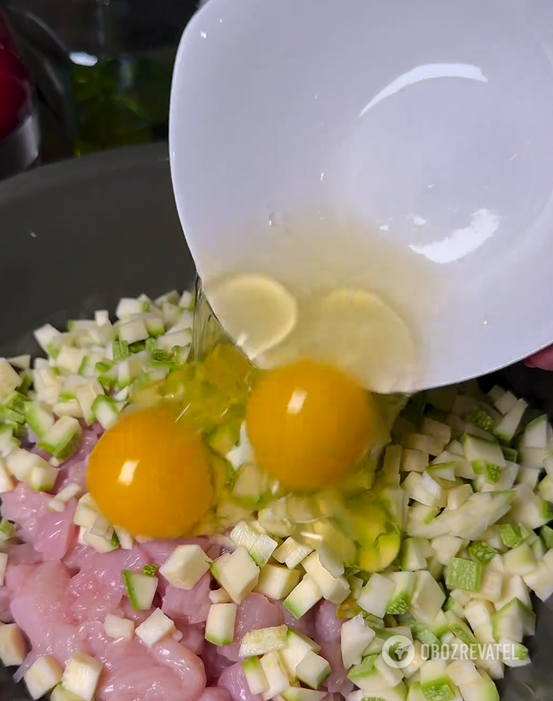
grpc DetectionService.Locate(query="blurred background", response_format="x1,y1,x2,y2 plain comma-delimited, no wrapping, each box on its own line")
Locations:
0,0,201,178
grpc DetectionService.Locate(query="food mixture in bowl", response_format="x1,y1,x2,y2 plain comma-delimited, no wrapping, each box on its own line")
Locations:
0,288,552,701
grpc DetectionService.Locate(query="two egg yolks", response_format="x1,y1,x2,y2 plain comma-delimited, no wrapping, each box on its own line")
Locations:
87,361,374,538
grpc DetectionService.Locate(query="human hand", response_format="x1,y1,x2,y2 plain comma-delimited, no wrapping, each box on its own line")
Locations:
526,347,553,370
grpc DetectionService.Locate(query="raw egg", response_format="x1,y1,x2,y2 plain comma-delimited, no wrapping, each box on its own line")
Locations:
87,404,213,539
246,360,373,491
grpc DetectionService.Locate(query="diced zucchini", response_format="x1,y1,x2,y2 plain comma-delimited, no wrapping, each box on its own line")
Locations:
302,552,349,604
205,603,238,646
209,589,232,604
0,623,26,666
119,318,149,344
0,460,14,493
296,650,331,690
51,686,84,701
540,525,553,550
56,347,85,374
283,575,322,619
447,484,473,510
74,380,104,425
62,653,103,701
24,655,63,700
255,564,301,600
80,528,118,554
7,355,31,371
219,546,260,604
402,449,429,474
239,625,288,657
260,652,289,701
446,557,483,592
121,570,158,610
250,534,279,568
135,608,176,647
463,434,505,469
431,536,466,565
280,628,321,678
0,359,22,402
348,655,389,694
91,395,121,430
25,400,55,439
411,571,446,625
0,519,15,544
375,652,404,687
341,614,376,669
420,659,457,701
503,544,536,576
39,416,82,461
242,657,269,696
494,399,527,443
386,571,416,614
28,463,58,492
273,537,313,569
282,690,327,701
116,298,148,319
523,559,553,602
494,391,518,415
468,542,498,565
157,329,192,353
358,573,395,617
229,521,260,549
6,448,50,481
458,671,499,701
104,613,135,641
401,537,428,571
159,544,212,590
522,415,548,449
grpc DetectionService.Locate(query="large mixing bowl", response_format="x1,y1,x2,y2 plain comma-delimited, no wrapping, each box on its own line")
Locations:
1,143,553,701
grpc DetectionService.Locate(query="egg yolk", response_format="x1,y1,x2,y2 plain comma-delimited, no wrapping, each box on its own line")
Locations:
245,360,373,491
87,404,213,539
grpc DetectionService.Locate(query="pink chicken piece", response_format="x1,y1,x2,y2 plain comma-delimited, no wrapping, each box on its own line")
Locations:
69,571,123,622
89,627,192,701
199,688,232,701
162,573,211,626
319,639,353,696
34,499,78,561
217,593,284,662
202,643,234,685
81,621,206,701
314,603,352,696
1,482,50,541
10,561,87,666
315,601,344,642
218,662,263,701
80,547,152,594
176,623,205,655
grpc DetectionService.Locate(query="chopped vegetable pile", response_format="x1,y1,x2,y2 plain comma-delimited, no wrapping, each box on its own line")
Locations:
0,289,552,701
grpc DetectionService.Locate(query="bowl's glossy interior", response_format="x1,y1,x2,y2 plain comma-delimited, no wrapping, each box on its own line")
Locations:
2,144,553,700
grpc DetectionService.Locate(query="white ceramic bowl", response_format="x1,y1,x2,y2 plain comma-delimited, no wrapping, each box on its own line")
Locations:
169,0,553,391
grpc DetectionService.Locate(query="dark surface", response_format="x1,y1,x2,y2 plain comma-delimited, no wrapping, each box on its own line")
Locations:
1,143,553,699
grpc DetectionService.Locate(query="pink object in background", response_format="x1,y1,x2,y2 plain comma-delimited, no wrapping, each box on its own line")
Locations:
0,8,39,179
